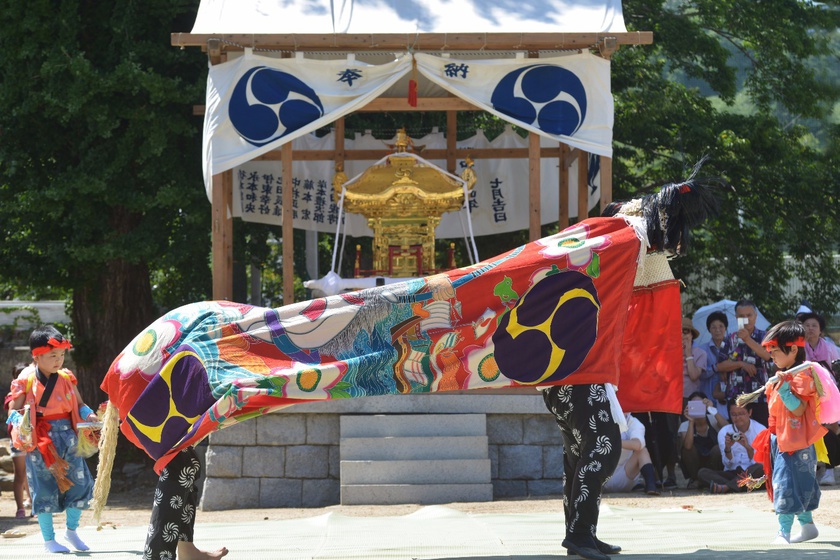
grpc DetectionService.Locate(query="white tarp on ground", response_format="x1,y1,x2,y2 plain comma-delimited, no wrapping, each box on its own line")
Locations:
231,127,600,237
191,0,627,34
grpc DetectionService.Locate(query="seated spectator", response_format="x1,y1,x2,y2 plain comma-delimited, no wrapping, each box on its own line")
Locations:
797,310,840,370
682,317,710,401
636,411,679,490
797,310,840,487
704,311,734,421
603,413,660,495
697,400,766,493
716,299,772,427
678,391,727,488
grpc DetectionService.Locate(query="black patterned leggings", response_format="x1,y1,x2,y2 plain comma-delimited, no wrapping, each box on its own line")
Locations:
144,447,201,559
543,384,621,538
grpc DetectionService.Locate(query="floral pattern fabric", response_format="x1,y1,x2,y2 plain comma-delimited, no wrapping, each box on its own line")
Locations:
101,219,646,472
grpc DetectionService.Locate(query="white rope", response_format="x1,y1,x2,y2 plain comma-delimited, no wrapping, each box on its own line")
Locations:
330,185,347,273
459,181,480,264
456,210,476,265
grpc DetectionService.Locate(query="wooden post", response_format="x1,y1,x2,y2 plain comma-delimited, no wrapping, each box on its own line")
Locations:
558,143,569,230
600,155,613,213
282,142,295,304
446,111,457,174
211,170,233,300
577,150,588,223
335,117,345,169
528,132,541,241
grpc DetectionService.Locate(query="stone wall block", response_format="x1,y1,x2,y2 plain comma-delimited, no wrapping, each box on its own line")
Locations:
204,446,243,478
486,415,524,445
259,478,302,508
492,479,527,499
542,445,565,479
306,415,339,444
208,421,256,446
527,479,564,496
243,446,285,478
285,445,330,479
200,478,258,511
257,414,306,446
328,445,340,479
488,444,499,479
498,445,542,480
302,479,340,507
523,415,563,444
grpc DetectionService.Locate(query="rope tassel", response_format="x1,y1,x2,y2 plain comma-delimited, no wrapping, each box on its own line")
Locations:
408,58,418,107
92,401,120,528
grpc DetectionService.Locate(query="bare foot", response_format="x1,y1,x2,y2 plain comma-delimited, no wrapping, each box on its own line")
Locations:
177,541,229,559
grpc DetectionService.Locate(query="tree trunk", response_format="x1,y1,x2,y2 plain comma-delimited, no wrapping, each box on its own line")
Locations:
71,259,156,405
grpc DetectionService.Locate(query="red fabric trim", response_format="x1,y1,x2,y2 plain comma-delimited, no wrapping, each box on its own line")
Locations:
762,336,806,350
616,280,683,414
752,428,773,502
31,338,73,357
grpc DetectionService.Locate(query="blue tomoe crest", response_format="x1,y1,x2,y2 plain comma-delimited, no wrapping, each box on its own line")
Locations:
490,65,587,137
229,66,325,147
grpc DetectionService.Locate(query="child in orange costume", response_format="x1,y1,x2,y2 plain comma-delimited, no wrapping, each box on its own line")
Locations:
760,320,828,545
7,326,97,554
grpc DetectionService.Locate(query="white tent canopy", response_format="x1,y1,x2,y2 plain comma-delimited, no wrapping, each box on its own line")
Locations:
691,299,771,347
192,0,627,34
180,0,653,301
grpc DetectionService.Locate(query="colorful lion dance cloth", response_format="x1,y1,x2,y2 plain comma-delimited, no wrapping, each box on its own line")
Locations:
102,217,676,472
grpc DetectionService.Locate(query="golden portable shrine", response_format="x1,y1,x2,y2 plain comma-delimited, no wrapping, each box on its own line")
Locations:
333,130,477,278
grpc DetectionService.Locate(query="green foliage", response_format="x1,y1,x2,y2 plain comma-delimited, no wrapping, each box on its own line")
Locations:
616,0,840,321
0,1,210,306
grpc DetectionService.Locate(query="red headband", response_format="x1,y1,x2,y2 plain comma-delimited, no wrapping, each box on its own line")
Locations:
762,336,805,350
31,337,73,357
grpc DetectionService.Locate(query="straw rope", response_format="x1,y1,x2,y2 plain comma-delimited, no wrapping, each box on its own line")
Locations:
91,401,119,528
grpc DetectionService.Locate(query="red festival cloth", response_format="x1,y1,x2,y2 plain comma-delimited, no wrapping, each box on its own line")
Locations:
616,280,683,414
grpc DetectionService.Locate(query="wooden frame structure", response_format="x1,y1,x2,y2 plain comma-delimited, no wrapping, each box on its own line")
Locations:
173,31,653,303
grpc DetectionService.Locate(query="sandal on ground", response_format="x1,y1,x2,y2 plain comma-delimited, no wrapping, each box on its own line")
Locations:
709,481,729,494
1,530,26,539
15,508,26,519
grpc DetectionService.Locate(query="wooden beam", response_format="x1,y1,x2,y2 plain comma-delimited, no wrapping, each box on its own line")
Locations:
446,111,457,174
172,32,653,52
193,97,479,116
282,142,295,304
207,38,222,65
558,143,569,230
600,156,613,214
528,132,541,242
577,150,588,222
211,170,233,300
360,97,479,112
254,146,565,162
